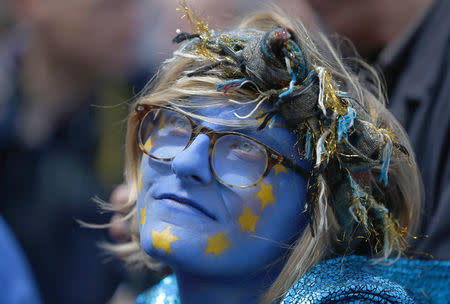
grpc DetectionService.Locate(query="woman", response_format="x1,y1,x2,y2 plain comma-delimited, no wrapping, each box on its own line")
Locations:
110,7,449,304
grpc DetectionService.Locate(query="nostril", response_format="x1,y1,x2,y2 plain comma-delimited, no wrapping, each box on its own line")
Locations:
185,175,202,183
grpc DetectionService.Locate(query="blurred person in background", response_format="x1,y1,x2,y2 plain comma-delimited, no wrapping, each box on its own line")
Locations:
0,214,42,304
0,0,156,303
0,1,13,37
304,0,449,259
0,2,42,304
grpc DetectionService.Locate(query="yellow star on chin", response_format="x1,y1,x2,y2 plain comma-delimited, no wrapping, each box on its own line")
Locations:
152,226,180,255
256,182,275,209
273,164,288,175
140,205,146,226
205,232,230,256
238,206,259,232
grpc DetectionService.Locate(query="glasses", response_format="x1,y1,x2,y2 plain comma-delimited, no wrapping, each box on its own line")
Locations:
135,104,309,189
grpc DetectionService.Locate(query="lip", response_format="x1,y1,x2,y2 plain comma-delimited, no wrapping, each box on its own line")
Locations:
155,194,217,221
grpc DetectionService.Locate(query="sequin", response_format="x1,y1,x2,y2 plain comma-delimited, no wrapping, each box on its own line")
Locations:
135,275,180,304
281,256,450,304
135,256,450,303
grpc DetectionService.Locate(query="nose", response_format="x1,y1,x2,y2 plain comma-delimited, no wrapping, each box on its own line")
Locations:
171,134,213,186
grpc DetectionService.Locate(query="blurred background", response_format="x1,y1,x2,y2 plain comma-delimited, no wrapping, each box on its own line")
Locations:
0,0,447,303
0,1,313,303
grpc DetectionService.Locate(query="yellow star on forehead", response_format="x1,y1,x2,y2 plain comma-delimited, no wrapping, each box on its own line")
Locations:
138,172,143,193
205,232,230,256
158,113,166,129
144,136,154,151
255,109,268,125
152,226,180,255
256,182,275,209
238,206,259,232
140,205,147,226
273,164,288,175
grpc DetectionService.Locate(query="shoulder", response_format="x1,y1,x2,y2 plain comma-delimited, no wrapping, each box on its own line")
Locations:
0,216,42,304
281,255,450,304
135,275,179,304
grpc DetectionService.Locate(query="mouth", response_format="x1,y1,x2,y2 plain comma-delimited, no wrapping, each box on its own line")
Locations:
155,194,217,221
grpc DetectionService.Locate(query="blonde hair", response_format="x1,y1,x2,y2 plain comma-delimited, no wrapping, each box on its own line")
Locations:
108,9,422,304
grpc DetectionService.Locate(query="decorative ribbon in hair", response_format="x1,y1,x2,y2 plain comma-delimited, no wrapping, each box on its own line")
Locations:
172,25,410,251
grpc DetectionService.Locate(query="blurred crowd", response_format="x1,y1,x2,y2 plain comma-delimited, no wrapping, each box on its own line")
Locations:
0,0,448,303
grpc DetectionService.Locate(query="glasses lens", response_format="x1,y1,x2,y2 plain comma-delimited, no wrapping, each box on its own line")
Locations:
139,108,192,159
212,134,268,187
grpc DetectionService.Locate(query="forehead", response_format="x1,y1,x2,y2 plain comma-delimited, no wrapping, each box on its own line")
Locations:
181,98,300,160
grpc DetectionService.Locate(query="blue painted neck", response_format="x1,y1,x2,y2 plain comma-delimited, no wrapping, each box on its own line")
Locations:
174,261,284,304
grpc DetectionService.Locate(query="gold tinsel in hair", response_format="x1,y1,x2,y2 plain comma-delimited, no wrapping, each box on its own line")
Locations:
177,2,215,62
347,173,409,260
171,7,411,260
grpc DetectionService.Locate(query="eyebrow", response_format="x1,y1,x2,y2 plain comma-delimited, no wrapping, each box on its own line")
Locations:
171,106,299,159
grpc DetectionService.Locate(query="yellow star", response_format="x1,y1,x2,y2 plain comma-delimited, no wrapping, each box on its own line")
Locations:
256,182,275,209
144,136,154,151
273,164,288,175
255,109,268,125
138,172,143,193
205,232,230,256
151,226,180,255
158,113,166,129
238,206,259,232
140,205,146,226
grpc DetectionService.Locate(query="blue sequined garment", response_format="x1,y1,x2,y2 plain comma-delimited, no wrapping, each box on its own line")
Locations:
135,256,450,303
281,256,450,304
136,275,180,304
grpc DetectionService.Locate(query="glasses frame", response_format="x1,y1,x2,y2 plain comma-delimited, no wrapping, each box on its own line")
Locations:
135,104,309,189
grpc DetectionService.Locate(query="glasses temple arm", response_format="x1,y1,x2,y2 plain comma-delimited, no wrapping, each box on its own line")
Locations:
282,158,310,180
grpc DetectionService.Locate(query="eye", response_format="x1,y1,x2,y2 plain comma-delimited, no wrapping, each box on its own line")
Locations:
238,141,253,152
165,116,190,136
229,138,266,162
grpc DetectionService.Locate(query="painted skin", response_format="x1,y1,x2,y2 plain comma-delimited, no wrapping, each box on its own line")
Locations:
136,99,309,301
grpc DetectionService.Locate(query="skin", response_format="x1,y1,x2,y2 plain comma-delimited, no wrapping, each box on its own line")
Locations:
137,99,309,303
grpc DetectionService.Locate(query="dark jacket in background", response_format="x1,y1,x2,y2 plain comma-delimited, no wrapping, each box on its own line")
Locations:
380,0,450,259
0,30,127,304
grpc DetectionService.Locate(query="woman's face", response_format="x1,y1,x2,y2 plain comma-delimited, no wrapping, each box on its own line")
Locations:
136,99,309,277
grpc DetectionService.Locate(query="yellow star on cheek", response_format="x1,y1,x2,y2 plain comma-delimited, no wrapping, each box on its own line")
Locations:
151,226,180,255
238,206,259,232
273,164,288,175
140,205,146,226
205,232,230,256
256,182,275,209
138,172,143,193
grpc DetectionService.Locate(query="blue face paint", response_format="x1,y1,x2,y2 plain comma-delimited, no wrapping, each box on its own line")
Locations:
136,99,309,278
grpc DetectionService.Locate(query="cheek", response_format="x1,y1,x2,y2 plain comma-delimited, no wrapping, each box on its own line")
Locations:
136,157,170,232
233,170,307,241
138,156,170,193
